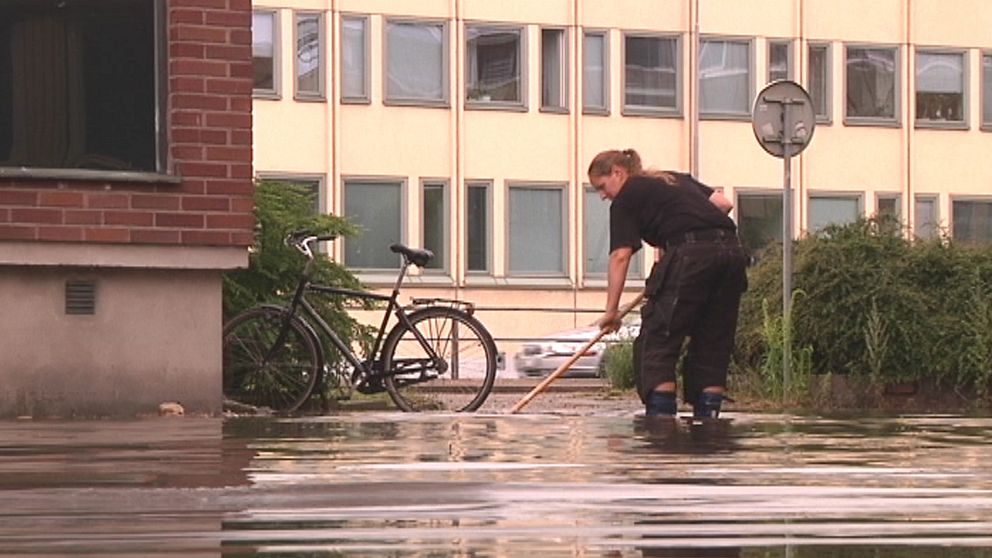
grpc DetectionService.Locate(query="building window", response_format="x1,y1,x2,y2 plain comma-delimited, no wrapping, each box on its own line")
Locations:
983,53,992,129
809,194,861,233
386,20,447,105
623,33,679,115
344,179,404,270
952,199,992,243
541,28,568,112
583,31,609,114
700,38,751,117
295,12,323,100
808,43,831,122
584,186,642,278
916,51,966,126
737,192,783,255
914,195,940,240
846,45,898,123
252,10,278,97
466,182,491,273
259,175,322,214
0,0,165,172
508,184,567,276
466,25,524,107
422,181,447,271
341,15,369,103
768,40,791,82
876,194,901,219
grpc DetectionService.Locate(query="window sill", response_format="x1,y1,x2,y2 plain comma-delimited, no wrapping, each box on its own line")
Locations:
539,106,569,115
843,118,902,128
404,273,455,286
915,121,969,131
252,91,281,101
465,101,528,112
384,98,450,109
699,112,752,122
0,167,182,185
583,108,611,116
341,98,372,105
622,107,682,118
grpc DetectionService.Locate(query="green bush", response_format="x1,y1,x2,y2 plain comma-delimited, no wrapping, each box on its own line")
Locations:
735,216,992,399
223,180,373,397
602,341,636,390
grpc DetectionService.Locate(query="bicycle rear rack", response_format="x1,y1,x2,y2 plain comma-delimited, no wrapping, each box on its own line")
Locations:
408,297,476,315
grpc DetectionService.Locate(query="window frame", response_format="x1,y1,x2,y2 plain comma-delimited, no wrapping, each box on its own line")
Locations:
621,31,683,118
465,180,494,276
767,38,793,83
540,26,569,114
340,13,371,104
504,181,569,279
252,9,281,99
293,10,325,101
420,178,450,275
983,50,992,131
875,192,902,219
582,184,644,282
914,193,941,240
341,176,408,275
256,172,326,214
464,23,528,111
807,191,864,233
807,41,833,125
950,196,992,243
844,43,902,127
699,35,754,121
582,29,611,115
914,48,969,130
735,189,785,254
383,17,450,107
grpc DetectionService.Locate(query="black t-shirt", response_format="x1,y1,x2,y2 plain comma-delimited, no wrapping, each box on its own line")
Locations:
609,172,736,254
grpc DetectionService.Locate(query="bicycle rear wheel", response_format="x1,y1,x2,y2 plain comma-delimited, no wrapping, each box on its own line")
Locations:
382,306,497,412
222,306,321,413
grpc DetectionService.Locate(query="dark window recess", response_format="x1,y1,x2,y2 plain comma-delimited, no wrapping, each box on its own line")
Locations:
65,280,96,315
0,0,157,172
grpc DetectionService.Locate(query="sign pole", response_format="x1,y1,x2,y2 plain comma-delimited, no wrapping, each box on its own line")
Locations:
781,104,793,396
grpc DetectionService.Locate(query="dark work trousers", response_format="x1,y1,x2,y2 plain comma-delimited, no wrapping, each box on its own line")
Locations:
633,236,748,405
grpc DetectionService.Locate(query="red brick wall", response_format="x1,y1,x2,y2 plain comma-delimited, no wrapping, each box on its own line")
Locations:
0,0,255,248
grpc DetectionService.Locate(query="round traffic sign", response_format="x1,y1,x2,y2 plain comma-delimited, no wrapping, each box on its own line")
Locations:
752,80,816,158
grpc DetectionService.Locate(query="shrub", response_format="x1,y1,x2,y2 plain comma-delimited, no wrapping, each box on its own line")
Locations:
602,341,636,390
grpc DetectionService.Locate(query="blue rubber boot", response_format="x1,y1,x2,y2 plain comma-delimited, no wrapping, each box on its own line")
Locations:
693,392,723,419
645,391,677,417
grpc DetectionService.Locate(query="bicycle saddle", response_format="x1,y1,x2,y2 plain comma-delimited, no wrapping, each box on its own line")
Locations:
390,244,434,267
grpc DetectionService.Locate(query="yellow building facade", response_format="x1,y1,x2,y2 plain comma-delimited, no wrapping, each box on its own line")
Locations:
251,0,992,350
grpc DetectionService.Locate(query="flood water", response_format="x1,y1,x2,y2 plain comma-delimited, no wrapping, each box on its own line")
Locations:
2,412,992,557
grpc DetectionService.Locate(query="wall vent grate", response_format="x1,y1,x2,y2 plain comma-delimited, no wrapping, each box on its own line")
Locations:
65,280,96,315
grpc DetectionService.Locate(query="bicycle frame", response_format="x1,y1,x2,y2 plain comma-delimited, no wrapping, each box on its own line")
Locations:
282,245,445,387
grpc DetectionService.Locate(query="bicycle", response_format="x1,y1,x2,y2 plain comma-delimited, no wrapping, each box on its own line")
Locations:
222,231,498,413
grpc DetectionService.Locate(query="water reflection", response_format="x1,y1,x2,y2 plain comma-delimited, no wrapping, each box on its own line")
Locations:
1,414,992,556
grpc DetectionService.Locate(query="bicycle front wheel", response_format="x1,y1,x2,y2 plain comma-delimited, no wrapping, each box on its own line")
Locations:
382,306,497,412
222,306,321,413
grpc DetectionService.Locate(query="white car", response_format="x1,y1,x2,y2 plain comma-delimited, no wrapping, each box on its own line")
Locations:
513,317,641,378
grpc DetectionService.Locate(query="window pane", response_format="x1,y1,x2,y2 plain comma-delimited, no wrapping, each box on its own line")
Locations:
341,17,367,100
625,35,678,110
737,193,783,253
584,187,642,277
700,40,750,114
466,184,489,272
423,184,445,270
466,27,521,103
296,14,321,96
916,52,964,123
809,196,859,232
583,33,607,110
509,187,563,274
252,12,275,91
877,196,900,218
846,47,897,119
1,0,157,171
953,201,992,243
387,22,444,101
542,29,565,109
769,41,790,82
914,197,939,239
344,182,402,269
808,45,829,118
984,54,992,125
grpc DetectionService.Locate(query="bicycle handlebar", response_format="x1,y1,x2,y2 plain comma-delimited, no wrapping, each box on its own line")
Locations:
285,230,337,259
